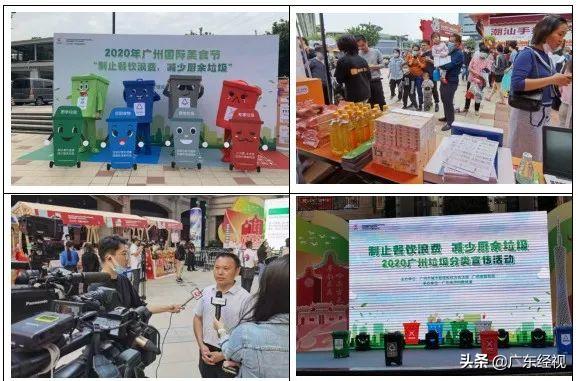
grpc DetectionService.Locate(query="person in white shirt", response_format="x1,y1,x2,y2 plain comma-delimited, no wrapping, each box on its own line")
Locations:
128,238,142,292
240,241,259,292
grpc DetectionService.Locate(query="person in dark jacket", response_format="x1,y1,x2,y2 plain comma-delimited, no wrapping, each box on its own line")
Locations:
439,34,465,131
81,242,100,293
175,241,187,283
186,241,196,271
334,34,371,102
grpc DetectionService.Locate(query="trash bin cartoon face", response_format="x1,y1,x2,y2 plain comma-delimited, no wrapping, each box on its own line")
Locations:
227,109,265,172
164,75,204,118
122,79,160,124
105,107,138,170
167,107,205,169
70,74,110,119
50,106,85,167
216,80,262,129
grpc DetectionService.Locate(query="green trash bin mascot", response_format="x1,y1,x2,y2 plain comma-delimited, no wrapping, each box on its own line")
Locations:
68,74,110,153
44,106,88,168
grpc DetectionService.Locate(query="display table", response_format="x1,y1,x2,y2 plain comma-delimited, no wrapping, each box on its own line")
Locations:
298,144,422,184
299,145,545,185
297,348,572,375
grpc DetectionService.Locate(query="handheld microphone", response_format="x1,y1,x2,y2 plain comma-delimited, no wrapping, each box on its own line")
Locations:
211,291,226,320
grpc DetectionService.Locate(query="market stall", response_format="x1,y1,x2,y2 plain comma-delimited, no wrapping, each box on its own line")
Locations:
297,101,546,184
11,201,149,249
143,216,183,280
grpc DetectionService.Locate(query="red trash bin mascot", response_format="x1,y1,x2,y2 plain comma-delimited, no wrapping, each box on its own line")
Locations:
224,108,268,172
215,80,262,162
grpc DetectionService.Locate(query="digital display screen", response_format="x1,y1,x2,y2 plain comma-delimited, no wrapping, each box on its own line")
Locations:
349,212,552,340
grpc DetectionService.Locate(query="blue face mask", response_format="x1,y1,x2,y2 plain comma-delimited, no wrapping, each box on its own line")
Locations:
111,257,127,275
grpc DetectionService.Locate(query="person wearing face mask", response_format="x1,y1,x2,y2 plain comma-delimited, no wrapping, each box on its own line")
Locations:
308,46,330,105
334,34,371,102
405,44,427,110
509,15,571,161
400,63,419,110
462,43,494,117
438,34,464,131
90,235,183,313
388,48,404,101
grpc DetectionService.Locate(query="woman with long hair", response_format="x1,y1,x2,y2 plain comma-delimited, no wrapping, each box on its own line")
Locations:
509,15,571,160
213,255,289,378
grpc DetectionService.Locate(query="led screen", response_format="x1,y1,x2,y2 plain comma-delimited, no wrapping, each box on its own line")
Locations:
349,212,552,342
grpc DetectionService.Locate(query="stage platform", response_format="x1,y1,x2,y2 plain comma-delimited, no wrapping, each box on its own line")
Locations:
297,347,572,376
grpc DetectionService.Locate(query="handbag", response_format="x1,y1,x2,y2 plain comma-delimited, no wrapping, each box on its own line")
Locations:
433,68,440,82
508,47,554,112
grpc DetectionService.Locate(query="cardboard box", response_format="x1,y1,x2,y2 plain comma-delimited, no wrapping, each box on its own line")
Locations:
296,77,325,109
372,109,436,174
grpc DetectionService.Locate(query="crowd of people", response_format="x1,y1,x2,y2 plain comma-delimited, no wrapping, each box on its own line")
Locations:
300,13,572,162
12,232,290,378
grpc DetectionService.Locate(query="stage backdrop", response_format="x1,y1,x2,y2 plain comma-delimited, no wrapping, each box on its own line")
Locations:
264,198,289,250
297,207,571,352
218,196,265,249
54,33,279,147
349,211,552,343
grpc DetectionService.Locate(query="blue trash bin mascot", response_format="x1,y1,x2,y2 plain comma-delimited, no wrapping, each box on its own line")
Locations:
101,107,139,170
122,79,160,155
165,107,207,169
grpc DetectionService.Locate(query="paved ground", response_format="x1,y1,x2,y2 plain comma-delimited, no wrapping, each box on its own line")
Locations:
379,69,562,145
11,133,288,186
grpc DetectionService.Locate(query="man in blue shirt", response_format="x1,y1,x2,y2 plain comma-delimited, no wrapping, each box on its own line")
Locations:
59,241,79,272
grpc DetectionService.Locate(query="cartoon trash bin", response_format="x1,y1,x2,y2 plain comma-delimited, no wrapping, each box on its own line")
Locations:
427,322,444,345
555,326,572,355
165,107,207,169
122,79,160,155
215,80,262,162
101,107,139,171
384,331,404,366
331,331,350,358
68,74,109,153
163,75,204,118
479,330,499,361
224,109,268,172
402,322,420,345
45,106,88,168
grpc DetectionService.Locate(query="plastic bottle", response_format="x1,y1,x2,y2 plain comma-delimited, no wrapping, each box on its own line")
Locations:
329,112,343,156
515,152,535,184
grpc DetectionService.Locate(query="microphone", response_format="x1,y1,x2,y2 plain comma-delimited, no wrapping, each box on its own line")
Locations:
211,291,226,320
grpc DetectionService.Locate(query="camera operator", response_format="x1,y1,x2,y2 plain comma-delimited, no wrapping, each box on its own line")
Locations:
193,252,252,378
28,235,48,271
91,235,183,314
213,255,289,378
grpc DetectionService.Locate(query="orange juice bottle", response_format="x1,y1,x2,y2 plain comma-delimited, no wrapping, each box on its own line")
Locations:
339,111,352,152
329,113,343,156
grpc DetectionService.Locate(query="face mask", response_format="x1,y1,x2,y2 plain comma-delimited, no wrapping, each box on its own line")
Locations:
403,69,410,74
479,52,488,59
394,53,400,58
412,51,419,57
111,257,126,275
543,43,553,54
